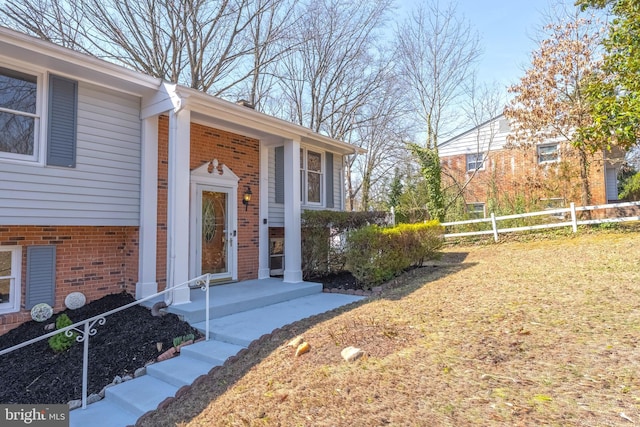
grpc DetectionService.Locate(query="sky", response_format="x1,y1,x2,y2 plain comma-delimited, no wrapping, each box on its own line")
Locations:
398,0,578,90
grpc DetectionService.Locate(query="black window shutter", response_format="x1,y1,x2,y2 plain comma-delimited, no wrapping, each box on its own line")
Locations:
25,246,56,309
275,146,284,204
47,75,78,167
325,152,334,208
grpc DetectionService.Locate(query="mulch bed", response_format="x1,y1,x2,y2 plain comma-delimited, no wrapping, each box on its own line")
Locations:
310,271,360,291
0,274,366,406
0,292,200,405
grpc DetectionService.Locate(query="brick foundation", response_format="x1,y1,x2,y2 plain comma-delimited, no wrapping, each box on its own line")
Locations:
0,226,138,334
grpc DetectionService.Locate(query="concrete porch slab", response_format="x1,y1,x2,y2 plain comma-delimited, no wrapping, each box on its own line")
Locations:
193,292,363,347
143,278,324,324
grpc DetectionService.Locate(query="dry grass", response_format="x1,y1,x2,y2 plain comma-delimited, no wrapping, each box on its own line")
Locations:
138,229,640,427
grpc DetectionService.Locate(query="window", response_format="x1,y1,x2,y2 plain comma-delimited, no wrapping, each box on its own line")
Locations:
466,203,485,219
269,238,284,275
300,148,323,205
0,66,77,166
0,67,39,161
466,152,484,172
538,144,559,163
0,246,22,314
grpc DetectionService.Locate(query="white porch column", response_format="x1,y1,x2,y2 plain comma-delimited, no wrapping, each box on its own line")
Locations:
136,116,159,299
166,108,191,304
258,142,271,279
283,139,302,283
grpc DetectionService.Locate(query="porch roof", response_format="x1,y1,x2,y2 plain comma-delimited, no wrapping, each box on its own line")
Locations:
144,82,365,156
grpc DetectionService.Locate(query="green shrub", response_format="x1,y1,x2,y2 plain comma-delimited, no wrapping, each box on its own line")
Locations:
345,221,443,287
620,172,640,201
344,226,393,287
301,210,388,279
48,314,78,353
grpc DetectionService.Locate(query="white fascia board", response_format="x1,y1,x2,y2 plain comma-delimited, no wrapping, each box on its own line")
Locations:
0,26,161,96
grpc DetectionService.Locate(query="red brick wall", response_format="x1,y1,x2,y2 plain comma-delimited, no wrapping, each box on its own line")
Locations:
157,116,260,286
441,143,608,213
0,226,138,334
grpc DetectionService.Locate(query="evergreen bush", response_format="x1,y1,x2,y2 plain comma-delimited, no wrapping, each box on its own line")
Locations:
301,210,388,279
48,313,78,353
620,172,640,201
345,221,443,287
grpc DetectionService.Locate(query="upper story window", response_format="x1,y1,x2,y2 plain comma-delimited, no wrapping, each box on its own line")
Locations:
0,67,39,162
466,152,484,172
538,143,559,163
300,147,323,205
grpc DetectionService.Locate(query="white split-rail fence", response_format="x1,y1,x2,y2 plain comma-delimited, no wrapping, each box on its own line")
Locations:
440,200,640,242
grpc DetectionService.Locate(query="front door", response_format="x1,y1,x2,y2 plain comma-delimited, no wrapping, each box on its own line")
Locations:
195,185,236,282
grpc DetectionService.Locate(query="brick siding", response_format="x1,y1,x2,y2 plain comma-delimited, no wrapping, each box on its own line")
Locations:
441,143,608,212
156,116,260,287
0,226,138,334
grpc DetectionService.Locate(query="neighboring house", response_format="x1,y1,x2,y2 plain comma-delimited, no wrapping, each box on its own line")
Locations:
438,114,624,218
0,27,360,334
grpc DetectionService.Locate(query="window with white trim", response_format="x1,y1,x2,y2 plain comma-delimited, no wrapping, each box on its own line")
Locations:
0,67,39,162
300,148,323,205
537,143,559,163
466,152,484,172
0,246,22,314
466,203,485,219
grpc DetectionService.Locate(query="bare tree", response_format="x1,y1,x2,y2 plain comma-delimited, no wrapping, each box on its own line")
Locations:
271,0,396,210
274,0,393,136
395,0,481,150
2,0,290,95
442,79,506,211
394,0,481,221
346,73,413,211
2,0,87,49
216,0,298,105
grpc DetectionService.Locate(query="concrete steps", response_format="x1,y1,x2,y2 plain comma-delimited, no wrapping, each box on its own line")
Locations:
69,280,363,427
194,293,364,347
164,279,323,324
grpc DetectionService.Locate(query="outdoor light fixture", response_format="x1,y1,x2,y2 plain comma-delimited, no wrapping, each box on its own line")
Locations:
243,186,252,211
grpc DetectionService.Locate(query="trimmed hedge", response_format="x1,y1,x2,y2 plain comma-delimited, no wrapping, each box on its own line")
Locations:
301,210,388,279
345,221,444,287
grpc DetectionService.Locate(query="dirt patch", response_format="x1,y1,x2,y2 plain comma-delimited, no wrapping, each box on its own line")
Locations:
0,293,200,405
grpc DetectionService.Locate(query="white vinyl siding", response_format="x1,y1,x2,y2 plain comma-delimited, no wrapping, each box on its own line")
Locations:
268,146,285,226
330,154,343,210
0,82,141,226
439,116,510,158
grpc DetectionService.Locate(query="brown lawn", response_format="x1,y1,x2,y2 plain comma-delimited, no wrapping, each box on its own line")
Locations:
138,228,640,427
